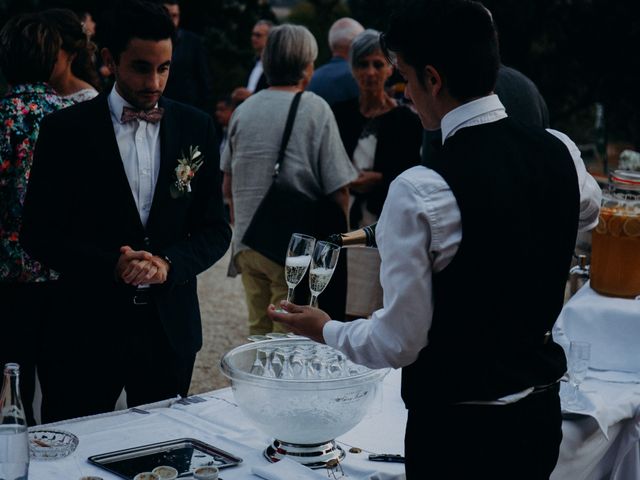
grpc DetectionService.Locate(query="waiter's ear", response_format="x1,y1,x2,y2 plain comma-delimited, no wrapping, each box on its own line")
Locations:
423,65,442,96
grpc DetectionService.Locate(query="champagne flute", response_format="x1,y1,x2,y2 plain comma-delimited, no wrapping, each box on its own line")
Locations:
567,340,591,408
308,241,340,308
284,233,315,304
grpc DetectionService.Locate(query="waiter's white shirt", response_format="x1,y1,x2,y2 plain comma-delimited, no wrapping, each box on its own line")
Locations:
247,59,264,93
108,86,161,228
324,94,602,401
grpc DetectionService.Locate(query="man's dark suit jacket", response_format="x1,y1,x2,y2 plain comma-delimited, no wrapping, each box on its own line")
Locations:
163,29,212,112
247,58,268,93
21,93,231,356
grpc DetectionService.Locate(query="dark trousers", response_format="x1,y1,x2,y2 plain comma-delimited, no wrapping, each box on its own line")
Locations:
0,281,57,426
405,385,563,480
39,290,195,424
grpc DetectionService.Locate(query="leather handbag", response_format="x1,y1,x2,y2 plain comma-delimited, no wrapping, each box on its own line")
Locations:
242,92,343,266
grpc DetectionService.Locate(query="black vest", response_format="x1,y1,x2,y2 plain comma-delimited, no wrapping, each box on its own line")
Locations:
402,118,580,408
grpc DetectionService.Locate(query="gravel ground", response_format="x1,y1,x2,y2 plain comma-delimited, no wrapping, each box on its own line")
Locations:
190,247,249,394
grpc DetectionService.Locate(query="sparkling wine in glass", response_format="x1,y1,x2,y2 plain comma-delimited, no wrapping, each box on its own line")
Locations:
308,241,340,308
284,233,315,304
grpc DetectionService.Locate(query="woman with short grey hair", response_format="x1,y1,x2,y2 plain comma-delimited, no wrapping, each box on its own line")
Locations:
349,28,384,71
332,28,423,320
221,24,357,335
262,24,318,86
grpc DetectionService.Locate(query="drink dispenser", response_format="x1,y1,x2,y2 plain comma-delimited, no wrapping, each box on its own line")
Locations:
590,170,640,297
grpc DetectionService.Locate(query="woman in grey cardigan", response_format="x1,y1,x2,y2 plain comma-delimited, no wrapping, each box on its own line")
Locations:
221,24,357,335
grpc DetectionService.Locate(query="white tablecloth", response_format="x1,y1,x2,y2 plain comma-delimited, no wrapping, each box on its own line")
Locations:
551,283,640,480
27,286,640,479
29,369,407,480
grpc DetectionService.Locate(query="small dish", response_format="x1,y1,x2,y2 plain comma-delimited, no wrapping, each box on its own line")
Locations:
133,473,159,480
29,429,79,460
193,465,219,480
152,465,178,479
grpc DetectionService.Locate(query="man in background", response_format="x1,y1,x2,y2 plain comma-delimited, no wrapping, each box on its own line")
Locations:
307,17,364,106
214,95,241,156
232,19,272,102
160,0,212,112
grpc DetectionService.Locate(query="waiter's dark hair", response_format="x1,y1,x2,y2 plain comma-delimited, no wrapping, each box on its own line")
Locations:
0,12,62,85
101,0,176,63
382,0,499,102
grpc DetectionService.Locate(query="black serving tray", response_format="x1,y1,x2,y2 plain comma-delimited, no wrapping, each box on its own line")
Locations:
88,437,242,479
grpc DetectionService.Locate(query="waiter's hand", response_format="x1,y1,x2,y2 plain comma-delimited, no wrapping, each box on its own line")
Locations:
267,301,330,344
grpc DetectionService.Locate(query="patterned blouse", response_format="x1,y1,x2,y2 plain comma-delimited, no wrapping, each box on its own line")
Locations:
0,83,72,283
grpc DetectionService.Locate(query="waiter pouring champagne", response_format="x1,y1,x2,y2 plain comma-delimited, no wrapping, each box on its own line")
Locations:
267,0,601,478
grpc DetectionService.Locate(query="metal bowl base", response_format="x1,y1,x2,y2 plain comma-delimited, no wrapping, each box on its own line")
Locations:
264,439,346,469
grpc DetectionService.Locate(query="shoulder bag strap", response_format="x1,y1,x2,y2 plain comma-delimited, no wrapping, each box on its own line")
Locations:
273,91,303,178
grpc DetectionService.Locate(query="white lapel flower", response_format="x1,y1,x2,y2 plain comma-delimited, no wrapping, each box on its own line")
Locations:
170,145,204,198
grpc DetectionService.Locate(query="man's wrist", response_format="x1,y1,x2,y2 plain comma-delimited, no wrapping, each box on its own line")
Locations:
159,255,172,271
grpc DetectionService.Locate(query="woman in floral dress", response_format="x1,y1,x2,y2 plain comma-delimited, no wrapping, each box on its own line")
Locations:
0,12,72,424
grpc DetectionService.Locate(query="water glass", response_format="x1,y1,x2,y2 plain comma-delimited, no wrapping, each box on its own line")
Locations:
567,340,591,407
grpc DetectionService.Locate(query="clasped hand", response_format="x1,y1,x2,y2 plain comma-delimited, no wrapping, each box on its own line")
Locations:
115,245,170,286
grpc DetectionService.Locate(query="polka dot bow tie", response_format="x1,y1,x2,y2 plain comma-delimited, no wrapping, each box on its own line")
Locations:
121,106,165,124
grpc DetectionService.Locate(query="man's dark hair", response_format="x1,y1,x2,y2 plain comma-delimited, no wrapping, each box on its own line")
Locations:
101,0,176,63
0,12,62,85
382,0,499,102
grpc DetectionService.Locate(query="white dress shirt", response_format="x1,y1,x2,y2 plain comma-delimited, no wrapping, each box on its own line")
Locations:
246,59,264,93
108,86,161,227
324,95,602,400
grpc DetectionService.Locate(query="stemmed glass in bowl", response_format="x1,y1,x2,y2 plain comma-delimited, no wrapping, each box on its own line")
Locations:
284,233,315,304
308,241,340,308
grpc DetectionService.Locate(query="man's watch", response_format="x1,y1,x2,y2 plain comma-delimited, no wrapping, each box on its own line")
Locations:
160,255,172,271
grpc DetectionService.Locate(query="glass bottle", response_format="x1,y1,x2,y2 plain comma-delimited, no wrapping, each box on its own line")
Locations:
0,363,29,480
590,170,640,297
326,223,377,248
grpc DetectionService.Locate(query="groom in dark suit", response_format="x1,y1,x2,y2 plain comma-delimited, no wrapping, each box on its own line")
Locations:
21,0,231,423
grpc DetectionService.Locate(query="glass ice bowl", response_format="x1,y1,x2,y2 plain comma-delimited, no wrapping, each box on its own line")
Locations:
219,338,389,447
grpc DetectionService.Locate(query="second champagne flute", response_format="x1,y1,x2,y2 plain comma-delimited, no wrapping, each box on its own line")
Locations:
308,241,340,308
284,233,315,304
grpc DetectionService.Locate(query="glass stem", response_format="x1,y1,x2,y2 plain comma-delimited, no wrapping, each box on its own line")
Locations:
286,287,295,304
310,294,318,308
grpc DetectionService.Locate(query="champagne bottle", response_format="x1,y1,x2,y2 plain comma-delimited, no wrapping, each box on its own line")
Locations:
326,223,377,248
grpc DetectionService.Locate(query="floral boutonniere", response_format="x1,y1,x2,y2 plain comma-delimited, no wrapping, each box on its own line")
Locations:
170,145,204,199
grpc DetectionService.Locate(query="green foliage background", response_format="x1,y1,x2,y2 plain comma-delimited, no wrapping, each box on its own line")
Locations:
1,0,638,150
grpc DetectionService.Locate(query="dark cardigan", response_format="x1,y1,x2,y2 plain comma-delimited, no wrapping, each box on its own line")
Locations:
332,98,423,223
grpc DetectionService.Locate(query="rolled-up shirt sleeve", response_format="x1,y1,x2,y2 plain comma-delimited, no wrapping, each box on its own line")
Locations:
547,129,602,231
324,167,457,369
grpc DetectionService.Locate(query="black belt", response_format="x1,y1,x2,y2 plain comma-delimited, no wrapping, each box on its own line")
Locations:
132,288,152,306
530,381,559,395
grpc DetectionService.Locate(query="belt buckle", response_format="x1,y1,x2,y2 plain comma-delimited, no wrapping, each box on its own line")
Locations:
133,290,149,306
